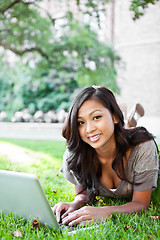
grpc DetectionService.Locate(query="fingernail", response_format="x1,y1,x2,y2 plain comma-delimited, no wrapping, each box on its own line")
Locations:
62,220,66,225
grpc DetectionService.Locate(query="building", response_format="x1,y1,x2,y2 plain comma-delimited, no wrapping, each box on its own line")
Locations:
110,0,160,119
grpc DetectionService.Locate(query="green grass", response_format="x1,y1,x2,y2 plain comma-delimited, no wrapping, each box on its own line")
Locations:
0,138,159,239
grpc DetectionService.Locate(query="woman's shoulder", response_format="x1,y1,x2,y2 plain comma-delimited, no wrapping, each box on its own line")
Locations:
61,147,82,187
138,139,157,149
130,139,159,172
63,147,70,160
132,139,157,155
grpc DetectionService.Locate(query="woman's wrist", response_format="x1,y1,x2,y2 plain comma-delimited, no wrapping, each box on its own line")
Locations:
72,194,87,209
101,206,113,217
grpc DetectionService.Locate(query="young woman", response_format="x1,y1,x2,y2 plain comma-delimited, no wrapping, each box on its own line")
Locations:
53,86,159,227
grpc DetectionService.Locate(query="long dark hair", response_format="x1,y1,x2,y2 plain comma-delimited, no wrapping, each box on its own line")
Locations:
62,86,155,202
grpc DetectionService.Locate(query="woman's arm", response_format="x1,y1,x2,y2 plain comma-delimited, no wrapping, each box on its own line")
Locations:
61,188,152,226
109,188,152,214
72,186,88,208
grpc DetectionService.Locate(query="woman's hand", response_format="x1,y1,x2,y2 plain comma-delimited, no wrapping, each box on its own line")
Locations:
53,186,88,223
62,206,111,226
53,202,77,223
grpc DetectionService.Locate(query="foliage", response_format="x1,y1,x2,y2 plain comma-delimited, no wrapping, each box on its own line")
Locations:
50,19,120,91
0,0,120,71
0,64,79,115
70,0,159,21
0,0,52,61
130,0,160,20
0,7,120,116
0,138,159,239
23,69,79,112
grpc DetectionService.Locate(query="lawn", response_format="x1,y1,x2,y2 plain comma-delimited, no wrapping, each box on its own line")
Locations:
0,138,159,239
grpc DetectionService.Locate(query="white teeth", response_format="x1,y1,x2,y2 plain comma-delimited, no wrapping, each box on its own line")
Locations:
88,134,100,142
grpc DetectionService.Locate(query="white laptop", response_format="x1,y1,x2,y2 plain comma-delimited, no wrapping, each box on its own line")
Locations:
0,169,60,229
0,169,99,233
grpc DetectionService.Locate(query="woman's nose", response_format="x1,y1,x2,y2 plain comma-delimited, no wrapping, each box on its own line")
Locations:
86,121,96,133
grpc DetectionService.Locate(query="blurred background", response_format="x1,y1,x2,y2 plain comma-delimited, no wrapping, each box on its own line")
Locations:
0,0,159,141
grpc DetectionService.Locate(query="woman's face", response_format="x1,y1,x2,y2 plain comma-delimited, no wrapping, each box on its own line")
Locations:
77,98,117,152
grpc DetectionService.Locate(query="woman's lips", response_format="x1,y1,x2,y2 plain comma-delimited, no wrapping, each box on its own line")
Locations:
88,134,101,142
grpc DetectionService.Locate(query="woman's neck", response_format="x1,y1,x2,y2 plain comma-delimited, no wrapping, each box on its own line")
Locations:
96,143,116,165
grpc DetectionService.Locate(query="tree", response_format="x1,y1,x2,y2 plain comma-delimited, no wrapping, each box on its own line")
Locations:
1,0,159,59
0,0,120,117
0,0,53,62
1,0,157,117
0,0,120,85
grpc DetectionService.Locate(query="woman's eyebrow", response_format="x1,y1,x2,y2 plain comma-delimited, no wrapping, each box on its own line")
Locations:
89,109,102,115
78,109,103,119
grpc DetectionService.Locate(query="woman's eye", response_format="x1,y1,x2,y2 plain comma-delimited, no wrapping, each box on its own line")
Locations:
77,121,85,126
93,115,102,120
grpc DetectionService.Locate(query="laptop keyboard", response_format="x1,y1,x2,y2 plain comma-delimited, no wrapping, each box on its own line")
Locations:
59,222,99,233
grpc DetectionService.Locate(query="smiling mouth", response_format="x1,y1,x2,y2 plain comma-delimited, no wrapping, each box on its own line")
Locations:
88,134,101,142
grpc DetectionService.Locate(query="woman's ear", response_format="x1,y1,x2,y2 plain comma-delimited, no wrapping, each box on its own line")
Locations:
113,115,119,124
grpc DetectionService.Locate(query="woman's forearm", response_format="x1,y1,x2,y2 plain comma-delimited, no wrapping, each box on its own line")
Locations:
108,189,152,216
72,196,148,216
105,201,148,216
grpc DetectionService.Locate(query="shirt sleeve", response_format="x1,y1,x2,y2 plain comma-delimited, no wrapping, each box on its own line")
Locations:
60,148,83,188
133,140,159,191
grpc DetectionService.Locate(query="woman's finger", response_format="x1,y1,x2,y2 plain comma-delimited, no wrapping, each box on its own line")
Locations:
52,204,58,214
68,214,91,226
55,203,68,222
55,206,61,222
62,211,91,226
61,209,71,219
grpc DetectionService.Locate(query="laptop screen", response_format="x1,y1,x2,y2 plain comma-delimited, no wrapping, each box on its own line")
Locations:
0,170,59,229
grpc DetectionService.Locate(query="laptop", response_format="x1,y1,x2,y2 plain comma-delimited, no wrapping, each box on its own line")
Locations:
0,169,60,230
0,169,99,233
